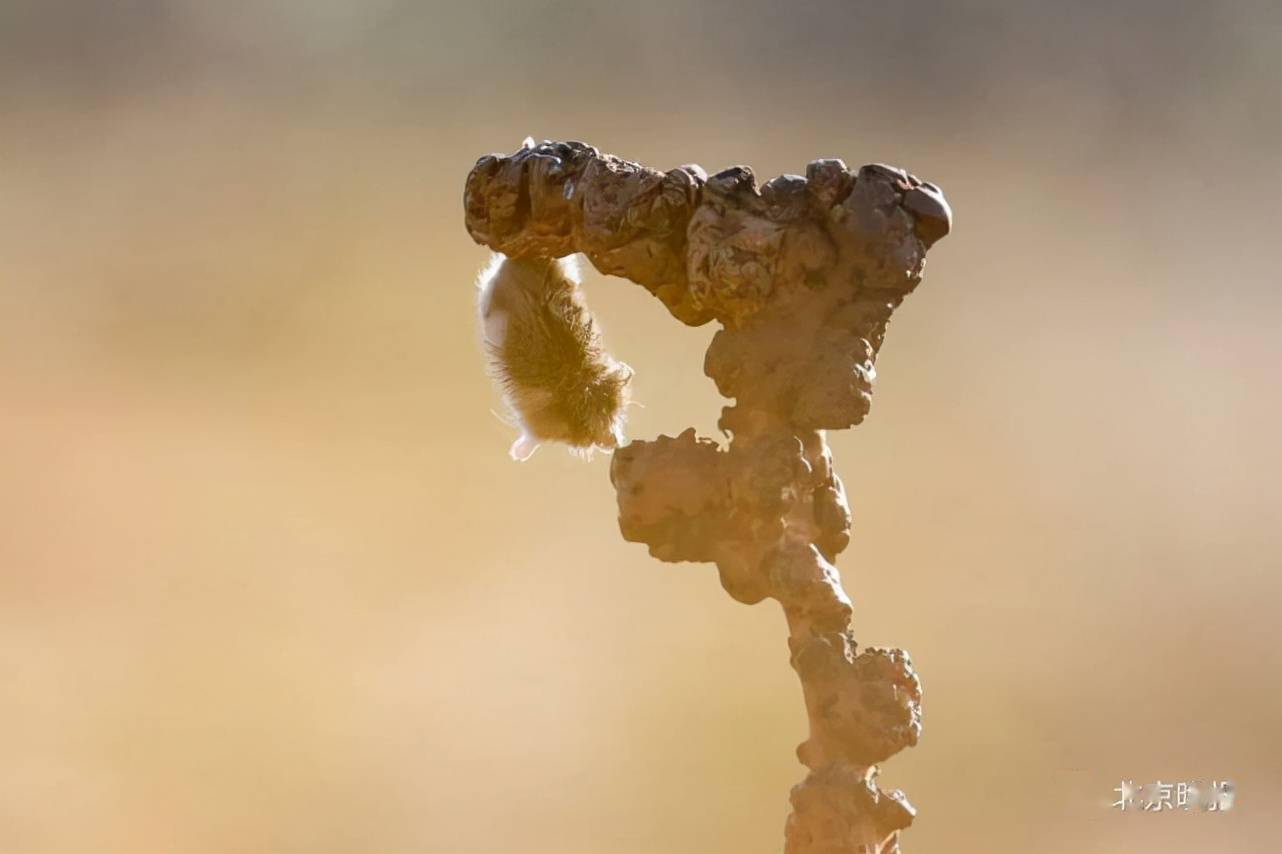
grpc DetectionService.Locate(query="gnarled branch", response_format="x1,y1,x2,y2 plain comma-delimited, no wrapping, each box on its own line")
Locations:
464,138,951,854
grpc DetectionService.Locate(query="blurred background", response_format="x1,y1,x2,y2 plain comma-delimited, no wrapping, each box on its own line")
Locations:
2,1,1280,852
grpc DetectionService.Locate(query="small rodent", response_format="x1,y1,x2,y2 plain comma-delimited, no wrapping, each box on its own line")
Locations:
476,252,633,460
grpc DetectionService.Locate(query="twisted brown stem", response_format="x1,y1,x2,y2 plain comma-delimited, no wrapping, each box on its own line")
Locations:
464,138,950,853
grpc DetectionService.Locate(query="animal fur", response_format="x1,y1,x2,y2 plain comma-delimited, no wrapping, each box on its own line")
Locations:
476,252,632,461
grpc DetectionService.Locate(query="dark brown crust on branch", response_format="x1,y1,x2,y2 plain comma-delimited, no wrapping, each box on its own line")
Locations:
465,140,711,324
463,139,950,336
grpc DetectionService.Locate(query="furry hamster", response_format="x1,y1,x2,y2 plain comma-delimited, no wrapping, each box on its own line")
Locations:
476,253,632,461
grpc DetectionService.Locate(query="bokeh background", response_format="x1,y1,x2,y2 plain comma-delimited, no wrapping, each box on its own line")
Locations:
2,1,1280,852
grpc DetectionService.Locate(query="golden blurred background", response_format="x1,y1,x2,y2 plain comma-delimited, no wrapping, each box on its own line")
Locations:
1,2,1280,852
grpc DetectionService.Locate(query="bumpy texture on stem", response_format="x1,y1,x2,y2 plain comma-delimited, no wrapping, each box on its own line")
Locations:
464,139,950,854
